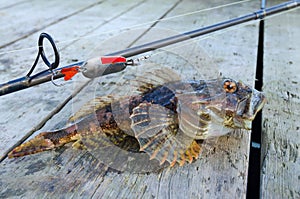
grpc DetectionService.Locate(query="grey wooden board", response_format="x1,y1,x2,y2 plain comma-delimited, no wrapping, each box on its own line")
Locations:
0,0,104,48
261,3,300,199
0,0,263,198
0,0,29,10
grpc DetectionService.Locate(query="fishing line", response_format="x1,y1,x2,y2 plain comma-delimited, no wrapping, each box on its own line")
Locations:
0,0,251,56
133,18,263,69
64,1,300,51
53,0,252,47
75,0,255,72
1,0,298,58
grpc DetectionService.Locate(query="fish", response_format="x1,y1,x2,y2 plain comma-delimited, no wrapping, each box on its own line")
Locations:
8,68,266,167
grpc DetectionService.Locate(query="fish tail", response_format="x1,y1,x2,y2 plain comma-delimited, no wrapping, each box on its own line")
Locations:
8,125,79,158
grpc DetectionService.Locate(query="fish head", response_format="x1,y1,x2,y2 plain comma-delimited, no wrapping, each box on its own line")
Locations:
218,78,266,130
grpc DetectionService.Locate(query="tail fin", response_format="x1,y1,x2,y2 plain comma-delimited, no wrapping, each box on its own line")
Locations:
8,127,78,158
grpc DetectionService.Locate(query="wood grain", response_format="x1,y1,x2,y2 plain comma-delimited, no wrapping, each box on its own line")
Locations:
261,4,300,198
0,0,266,198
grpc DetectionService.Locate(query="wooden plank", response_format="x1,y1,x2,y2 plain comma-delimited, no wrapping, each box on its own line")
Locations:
261,4,300,199
0,0,261,198
0,0,29,10
0,0,104,48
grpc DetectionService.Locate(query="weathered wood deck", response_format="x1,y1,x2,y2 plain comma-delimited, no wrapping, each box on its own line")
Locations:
0,0,299,198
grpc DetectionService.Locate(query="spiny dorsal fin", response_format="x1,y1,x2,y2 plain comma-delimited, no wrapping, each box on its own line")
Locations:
130,65,182,94
69,95,116,123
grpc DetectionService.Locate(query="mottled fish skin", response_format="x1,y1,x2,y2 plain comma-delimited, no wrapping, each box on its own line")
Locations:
8,78,266,166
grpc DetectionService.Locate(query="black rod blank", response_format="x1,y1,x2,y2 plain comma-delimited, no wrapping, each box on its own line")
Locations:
0,0,299,96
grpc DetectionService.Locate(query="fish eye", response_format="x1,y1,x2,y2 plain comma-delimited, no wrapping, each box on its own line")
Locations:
223,79,237,93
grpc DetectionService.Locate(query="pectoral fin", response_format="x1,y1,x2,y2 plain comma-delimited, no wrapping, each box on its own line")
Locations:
130,102,201,166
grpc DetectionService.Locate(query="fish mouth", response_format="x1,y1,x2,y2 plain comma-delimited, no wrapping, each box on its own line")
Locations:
241,90,266,129
233,89,266,130
242,120,252,130
248,89,266,120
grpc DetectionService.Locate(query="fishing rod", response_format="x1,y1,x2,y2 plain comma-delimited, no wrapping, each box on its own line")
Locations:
0,0,299,96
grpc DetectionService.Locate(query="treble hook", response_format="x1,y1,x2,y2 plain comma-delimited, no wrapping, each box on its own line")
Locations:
26,32,61,86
